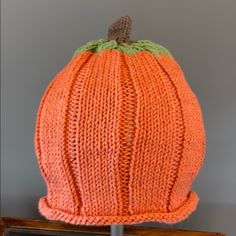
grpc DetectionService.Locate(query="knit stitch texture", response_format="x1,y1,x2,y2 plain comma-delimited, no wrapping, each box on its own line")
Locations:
34,17,206,226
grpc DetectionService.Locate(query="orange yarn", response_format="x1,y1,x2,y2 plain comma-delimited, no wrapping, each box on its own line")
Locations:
34,12,205,227
34,49,205,225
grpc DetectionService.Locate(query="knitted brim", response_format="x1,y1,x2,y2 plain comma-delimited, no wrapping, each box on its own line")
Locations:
38,192,199,226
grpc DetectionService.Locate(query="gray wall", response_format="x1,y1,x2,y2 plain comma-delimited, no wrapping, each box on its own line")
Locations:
1,0,236,235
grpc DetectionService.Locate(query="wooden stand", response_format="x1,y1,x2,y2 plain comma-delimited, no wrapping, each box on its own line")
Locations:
0,217,227,236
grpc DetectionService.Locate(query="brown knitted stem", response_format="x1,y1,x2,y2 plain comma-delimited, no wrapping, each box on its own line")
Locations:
107,16,135,44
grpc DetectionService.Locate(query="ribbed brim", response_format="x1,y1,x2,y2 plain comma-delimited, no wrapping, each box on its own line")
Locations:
38,192,199,226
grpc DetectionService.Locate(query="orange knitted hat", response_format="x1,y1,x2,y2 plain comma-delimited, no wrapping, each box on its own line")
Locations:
34,16,206,226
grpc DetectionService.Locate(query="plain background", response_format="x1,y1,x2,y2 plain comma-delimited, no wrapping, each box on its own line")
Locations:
1,0,236,235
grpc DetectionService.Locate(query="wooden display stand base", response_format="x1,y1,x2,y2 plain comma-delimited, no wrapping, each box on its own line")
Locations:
0,217,226,236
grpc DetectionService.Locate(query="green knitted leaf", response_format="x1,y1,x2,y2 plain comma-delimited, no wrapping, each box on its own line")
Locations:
73,39,172,57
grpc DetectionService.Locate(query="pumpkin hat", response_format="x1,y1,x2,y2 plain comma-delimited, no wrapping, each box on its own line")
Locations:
34,16,206,226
